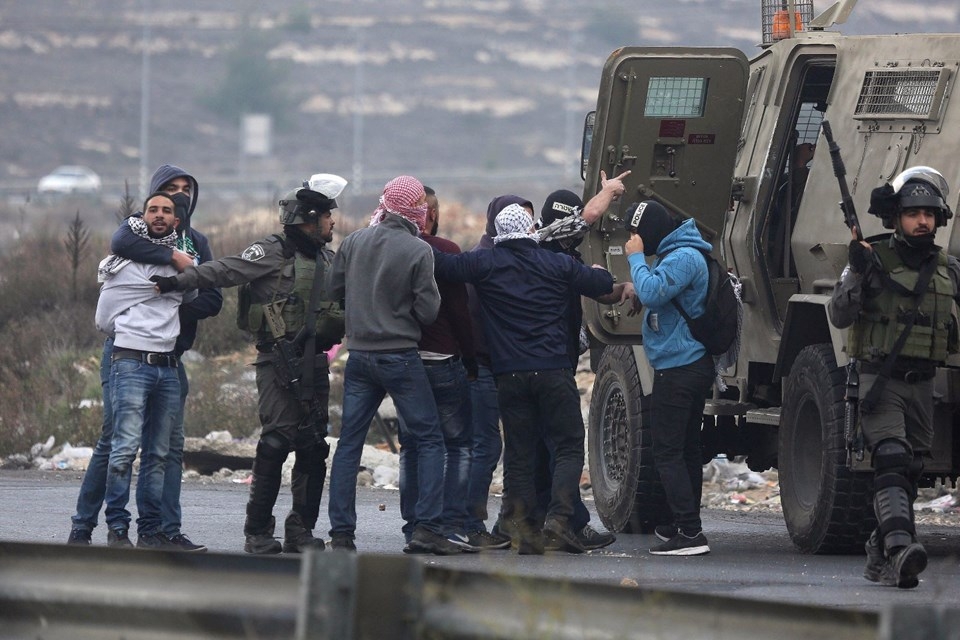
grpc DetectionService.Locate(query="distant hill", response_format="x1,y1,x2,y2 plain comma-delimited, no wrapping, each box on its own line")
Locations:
0,0,956,211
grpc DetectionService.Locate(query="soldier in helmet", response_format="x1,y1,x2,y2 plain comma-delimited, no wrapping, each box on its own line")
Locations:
153,174,348,554
829,166,960,588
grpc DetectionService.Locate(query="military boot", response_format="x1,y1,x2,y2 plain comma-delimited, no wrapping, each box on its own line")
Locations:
244,515,282,555
282,512,325,553
884,543,927,589
863,530,885,583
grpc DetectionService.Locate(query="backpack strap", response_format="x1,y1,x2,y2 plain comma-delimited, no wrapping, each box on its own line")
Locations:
666,248,708,321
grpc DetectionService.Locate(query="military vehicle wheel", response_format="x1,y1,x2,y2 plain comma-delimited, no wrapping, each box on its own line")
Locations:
588,345,671,533
779,343,875,554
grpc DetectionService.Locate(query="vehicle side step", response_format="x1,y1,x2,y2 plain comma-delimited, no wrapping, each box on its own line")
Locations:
744,407,781,426
703,399,756,416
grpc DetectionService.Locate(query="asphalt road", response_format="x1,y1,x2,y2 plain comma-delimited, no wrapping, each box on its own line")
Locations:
1,470,958,613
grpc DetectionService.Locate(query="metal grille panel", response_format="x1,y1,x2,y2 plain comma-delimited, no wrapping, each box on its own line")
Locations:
644,77,707,118
854,69,945,119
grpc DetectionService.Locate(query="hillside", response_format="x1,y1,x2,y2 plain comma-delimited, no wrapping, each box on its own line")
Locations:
0,0,957,212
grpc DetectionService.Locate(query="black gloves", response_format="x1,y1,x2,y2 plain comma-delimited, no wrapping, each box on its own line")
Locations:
848,240,872,274
150,275,179,293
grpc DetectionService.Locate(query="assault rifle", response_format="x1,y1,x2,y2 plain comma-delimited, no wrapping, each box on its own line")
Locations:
821,119,864,462
821,120,863,242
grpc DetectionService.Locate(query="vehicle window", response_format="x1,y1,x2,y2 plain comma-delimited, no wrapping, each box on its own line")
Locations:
644,77,708,118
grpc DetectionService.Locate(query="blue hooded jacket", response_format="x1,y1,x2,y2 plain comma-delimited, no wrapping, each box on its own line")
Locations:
110,164,222,355
628,218,712,370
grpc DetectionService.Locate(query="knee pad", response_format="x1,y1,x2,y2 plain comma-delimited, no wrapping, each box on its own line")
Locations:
258,433,290,461
873,438,912,475
293,441,327,475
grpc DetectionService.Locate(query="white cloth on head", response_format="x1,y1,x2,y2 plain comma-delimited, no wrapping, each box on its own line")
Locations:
493,203,538,244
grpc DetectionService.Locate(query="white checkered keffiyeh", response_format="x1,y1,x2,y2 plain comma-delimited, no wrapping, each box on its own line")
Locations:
493,203,539,244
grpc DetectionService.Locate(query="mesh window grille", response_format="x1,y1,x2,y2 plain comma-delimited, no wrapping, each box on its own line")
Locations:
855,69,944,119
644,77,708,118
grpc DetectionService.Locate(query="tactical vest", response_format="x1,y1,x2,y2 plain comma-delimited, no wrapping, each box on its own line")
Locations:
237,245,345,350
848,242,958,364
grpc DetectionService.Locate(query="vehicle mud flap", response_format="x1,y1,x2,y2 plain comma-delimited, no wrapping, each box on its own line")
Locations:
779,343,876,554
588,345,671,533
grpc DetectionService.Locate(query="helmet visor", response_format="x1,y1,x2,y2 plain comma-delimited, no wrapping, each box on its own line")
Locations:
891,166,949,199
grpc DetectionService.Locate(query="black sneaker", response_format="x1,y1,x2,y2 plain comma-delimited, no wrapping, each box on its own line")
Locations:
107,528,133,548
445,533,481,553
465,529,512,550
654,525,678,543
649,531,710,556
881,543,926,589
136,533,169,549
244,533,282,555
404,528,462,556
329,535,357,552
67,528,92,546
542,520,586,554
577,525,616,551
167,533,208,553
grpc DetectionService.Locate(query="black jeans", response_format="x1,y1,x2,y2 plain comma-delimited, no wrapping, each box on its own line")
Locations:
651,355,715,535
496,369,584,531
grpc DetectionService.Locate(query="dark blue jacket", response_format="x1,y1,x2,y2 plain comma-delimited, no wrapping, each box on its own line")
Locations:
433,238,613,375
110,164,222,355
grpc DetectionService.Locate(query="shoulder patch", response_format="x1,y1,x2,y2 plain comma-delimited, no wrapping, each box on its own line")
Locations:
241,243,266,262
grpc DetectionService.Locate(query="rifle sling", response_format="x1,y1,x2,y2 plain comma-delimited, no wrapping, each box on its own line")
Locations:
860,255,938,413
297,251,329,403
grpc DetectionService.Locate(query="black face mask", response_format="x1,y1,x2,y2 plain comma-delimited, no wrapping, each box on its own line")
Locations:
170,192,190,228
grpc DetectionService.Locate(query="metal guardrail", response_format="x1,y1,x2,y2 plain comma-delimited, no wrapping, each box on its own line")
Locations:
1,541,956,640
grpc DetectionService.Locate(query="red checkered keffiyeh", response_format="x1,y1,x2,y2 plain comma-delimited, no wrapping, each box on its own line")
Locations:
368,175,428,232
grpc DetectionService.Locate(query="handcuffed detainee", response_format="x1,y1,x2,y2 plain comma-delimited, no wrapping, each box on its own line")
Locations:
152,174,347,554
828,166,959,588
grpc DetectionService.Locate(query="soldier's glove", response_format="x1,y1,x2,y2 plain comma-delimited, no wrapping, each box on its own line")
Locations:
848,240,872,274
150,275,179,293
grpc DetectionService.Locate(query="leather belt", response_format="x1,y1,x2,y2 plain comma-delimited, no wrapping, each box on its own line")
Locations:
860,362,935,383
112,348,179,368
422,355,460,366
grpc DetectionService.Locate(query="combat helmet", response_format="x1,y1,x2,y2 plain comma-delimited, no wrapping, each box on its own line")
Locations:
278,173,348,225
869,166,953,229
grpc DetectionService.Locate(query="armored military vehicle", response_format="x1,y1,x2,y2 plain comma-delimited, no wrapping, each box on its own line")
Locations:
580,0,960,553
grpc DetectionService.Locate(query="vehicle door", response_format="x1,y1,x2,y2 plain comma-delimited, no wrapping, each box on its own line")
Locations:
580,47,749,344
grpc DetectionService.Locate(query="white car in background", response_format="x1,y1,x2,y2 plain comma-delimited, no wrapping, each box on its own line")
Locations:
37,165,101,195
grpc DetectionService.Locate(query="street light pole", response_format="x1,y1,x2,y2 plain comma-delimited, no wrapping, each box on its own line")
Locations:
138,0,151,201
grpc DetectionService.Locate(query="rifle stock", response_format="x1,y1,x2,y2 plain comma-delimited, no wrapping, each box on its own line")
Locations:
821,120,863,242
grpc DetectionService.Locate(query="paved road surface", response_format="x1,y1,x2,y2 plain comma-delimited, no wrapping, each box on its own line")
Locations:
1,470,958,613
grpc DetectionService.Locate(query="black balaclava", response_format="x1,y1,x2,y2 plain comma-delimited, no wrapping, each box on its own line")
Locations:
627,200,678,256
149,164,199,238
539,189,586,255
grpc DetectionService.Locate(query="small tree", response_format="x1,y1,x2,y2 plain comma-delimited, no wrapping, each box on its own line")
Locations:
64,211,90,304
115,181,137,223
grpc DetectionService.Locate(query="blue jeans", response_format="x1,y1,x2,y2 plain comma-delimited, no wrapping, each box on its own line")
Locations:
328,349,444,538
398,358,472,539
71,338,189,536
465,364,502,532
71,338,114,532
103,357,180,536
